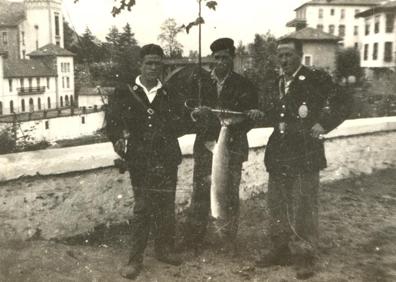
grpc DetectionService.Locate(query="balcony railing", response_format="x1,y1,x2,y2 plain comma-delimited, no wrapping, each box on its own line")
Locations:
17,86,46,95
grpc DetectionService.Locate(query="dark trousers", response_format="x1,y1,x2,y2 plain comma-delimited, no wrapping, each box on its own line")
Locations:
128,165,178,263
186,147,243,245
267,171,319,254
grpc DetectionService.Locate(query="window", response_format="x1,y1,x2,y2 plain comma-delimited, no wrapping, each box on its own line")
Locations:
47,97,51,109
317,24,323,31
60,96,63,107
38,98,41,110
22,50,26,59
66,77,70,88
2,32,7,45
70,95,74,107
8,79,12,92
20,78,24,87
339,25,345,37
304,55,312,66
354,43,359,49
354,26,359,36
365,22,370,35
0,102,2,116
373,43,378,60
364,44,369,60
29,98,34,112
81,116,85,124
45,121,49,130
46,77,50,89
10,101,14,113
65,95,69,106
340,9,345,19
386,14,394,33
28,78,32,89
384,42,393,62
62,77,65,88
55,13,60,36
329,25,335,34
21,99,25,112
374,16,380,33
330,9,335,16
319,8,323,19
21,31,25,46
36,77,40,87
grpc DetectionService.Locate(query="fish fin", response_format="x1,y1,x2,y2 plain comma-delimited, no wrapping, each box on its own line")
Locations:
204,140,217,153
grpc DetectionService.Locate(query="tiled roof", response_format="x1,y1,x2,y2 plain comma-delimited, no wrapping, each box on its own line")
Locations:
295,0,382,11
3,59,57,78
356,0,396,17
279,27,341,42
28,44,75,57
0,0,25,27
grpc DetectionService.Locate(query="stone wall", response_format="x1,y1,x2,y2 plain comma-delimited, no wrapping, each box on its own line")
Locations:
0,131,395,241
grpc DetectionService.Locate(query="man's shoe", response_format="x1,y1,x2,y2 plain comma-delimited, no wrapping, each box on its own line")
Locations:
255,247,292,268
155,252,182,266
119,262,142,280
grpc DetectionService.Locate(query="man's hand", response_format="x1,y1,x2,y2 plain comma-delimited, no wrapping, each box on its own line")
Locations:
191,106,212,122
311,123,325,139
245,109,265,121
114,138,127,157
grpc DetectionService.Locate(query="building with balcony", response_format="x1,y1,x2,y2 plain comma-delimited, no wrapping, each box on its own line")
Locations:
0,0,74,116
356,1,396,77
286,0,382,48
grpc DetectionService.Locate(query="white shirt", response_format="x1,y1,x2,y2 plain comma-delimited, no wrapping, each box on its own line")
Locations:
211,69,230,96
135,76,162,103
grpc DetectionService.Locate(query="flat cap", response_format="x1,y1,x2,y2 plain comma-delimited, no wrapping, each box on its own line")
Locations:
140,44,164,58
210,38,235,55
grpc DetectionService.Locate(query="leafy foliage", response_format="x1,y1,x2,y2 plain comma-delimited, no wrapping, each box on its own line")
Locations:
335,47,362,83
247,33,278,110
158,18,184,58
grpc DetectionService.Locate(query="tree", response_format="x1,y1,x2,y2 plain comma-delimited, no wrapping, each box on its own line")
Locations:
247,33,278,110
63,19,78,52
335,47,362,83
235,40,248,56
158,18,184,58
71,27,108,64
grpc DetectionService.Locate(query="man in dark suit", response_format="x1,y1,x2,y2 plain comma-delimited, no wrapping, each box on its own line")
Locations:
250,39,351,279
182,38,261,253
105,44,185,280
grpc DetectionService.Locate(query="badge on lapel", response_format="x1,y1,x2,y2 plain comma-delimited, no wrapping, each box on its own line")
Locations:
298,75,306,81
298,102,309,118
133,85,138,91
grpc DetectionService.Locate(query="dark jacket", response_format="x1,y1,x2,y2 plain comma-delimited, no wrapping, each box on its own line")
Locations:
264,65,351,174
193,71,258,162
105,82,185,170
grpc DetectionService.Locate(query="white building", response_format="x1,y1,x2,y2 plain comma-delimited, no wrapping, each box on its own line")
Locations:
356,1,396,76
0,0,74,116
287,0,382,48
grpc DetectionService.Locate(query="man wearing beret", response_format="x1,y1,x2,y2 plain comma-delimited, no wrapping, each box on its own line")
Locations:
182,38,261,253
250,39,351,279
105,44,185,279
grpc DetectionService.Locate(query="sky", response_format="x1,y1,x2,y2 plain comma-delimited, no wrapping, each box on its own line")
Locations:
62,0,306,55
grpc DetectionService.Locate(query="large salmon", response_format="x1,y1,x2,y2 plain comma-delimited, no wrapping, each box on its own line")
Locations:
209,110,245,232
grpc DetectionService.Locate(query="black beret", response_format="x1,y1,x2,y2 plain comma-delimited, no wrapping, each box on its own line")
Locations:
210,38,235,55
140,44,164,58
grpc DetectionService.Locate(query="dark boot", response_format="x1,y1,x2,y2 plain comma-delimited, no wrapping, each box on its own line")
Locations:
255,246,292,267
119,262,143,280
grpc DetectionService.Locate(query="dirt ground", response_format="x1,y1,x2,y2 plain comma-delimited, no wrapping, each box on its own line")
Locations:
0,168,395,282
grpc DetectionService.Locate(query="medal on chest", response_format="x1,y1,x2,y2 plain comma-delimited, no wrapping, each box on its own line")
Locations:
298,102,309,119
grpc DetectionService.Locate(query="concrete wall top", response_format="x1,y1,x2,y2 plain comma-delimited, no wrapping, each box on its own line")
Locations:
0,116,395,182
